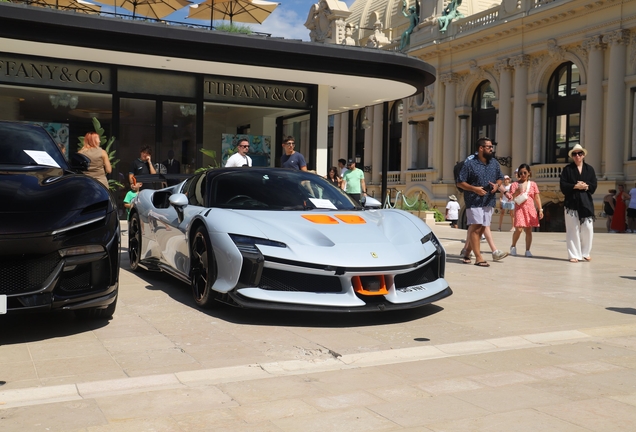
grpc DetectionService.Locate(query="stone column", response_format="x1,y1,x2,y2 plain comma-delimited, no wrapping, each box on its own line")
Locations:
427,116,435,169
441,73,459,182
511,55,530,169
495,59,513,161
408,121,419,169
584,35,606,174
459,115,469,162
531,103,544,164
315,85,329,175
371,104,383,185
603,30,629,180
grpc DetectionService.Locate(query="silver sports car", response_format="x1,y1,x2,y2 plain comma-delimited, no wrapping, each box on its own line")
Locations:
128,168,451,312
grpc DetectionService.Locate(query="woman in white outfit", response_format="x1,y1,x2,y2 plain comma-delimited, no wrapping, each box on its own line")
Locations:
559,144,597,263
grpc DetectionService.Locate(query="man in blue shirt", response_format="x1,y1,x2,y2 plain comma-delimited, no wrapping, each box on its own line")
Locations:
280,136,307,171
457,137,505,267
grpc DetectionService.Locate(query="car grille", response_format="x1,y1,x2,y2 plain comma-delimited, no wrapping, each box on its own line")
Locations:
394,257,439,288
259,268,342,293
0,253,61,295
60,269,91,292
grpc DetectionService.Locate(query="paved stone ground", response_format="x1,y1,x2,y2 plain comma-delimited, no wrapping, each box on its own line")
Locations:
1,224,635,431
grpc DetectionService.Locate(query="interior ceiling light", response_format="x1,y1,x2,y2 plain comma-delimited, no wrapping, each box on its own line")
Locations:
49,93,79,109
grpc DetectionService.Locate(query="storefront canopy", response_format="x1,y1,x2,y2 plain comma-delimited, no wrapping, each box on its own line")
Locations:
0,3,435,113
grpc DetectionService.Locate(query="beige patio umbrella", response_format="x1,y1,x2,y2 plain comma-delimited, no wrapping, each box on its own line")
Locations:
30,0,101,14
115,0,191,19
187,0,278,28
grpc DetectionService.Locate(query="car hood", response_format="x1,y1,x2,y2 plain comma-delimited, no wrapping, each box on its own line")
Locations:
217,209,434,267
0,166,112,235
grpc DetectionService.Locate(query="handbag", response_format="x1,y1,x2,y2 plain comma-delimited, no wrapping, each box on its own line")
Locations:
513,181,531,205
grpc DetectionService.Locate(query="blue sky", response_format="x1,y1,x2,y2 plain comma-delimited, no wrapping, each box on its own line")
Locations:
98,1,355,41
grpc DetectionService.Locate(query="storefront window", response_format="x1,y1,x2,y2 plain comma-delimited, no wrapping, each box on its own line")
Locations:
0,84,112,156
161,102,197,175
119,98,156,186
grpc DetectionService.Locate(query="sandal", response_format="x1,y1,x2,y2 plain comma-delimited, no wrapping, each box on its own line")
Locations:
583,256,592,261
461,257,472,264
569,258,579,263
474,261,490,267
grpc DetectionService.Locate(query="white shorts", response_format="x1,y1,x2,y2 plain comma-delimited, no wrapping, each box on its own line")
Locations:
466,206,494,227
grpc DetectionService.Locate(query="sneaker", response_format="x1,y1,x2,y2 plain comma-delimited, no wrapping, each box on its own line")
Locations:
492,250,509,261
525,250,533,257
509,228,515,232
481,234,486,242
510,246,517,256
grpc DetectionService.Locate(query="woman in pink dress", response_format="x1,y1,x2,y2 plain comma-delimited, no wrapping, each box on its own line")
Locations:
505,164,543,257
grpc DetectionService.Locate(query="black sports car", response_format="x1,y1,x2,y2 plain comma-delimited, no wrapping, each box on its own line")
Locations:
0,121,120,318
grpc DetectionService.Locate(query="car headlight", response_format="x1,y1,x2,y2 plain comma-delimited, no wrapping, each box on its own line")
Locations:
59,245,105,257
421,232,443,255
52,215,105,235
229,234,287,252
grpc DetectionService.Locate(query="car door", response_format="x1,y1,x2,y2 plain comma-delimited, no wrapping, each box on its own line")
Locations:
154,173,206,275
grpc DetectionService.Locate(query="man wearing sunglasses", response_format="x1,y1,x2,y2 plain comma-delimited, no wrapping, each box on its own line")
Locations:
456,137,505,267
280,136,307,171
225,138,252,167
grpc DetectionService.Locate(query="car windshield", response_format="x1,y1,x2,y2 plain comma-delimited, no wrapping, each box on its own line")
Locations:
210,169,360,211
0,122,67,168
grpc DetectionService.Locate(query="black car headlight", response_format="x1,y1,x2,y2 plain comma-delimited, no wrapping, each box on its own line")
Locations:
229,234,287,253
421,232,443,255
52,215,106,235
59,245,105,257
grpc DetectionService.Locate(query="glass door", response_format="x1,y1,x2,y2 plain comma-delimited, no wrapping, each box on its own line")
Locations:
161,102,197,176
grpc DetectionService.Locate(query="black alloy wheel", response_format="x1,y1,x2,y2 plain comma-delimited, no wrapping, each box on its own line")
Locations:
190,226,218,308
129,213,142,272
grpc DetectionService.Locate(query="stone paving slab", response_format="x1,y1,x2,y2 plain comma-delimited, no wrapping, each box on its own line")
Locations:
0,226,635,430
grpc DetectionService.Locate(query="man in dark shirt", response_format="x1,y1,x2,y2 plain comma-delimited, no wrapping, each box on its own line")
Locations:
457,137,505,267
280,136,307,171
129,145,156,185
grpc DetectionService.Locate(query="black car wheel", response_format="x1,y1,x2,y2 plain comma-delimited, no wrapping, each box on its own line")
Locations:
190,226,218,309
129,213,142,272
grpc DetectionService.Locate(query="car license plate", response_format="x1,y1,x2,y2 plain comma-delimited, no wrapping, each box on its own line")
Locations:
0,295,6,314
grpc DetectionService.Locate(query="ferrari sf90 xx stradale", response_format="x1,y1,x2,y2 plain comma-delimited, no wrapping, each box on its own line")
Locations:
129,168,451,312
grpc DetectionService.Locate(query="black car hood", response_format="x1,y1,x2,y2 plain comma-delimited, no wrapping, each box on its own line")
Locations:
0,166,112,235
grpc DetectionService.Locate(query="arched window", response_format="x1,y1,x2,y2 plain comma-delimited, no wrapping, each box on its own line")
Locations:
546,62,581,163
389,101,403,171
471,81,497,154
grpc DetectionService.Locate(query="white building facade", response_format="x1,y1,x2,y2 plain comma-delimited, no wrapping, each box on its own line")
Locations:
319,0,636,230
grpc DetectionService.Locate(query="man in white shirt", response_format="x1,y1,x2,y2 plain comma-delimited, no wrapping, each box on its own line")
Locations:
225,138,252,167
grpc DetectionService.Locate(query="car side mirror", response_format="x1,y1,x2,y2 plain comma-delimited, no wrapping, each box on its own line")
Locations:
169,193,189,223
69,153,90,172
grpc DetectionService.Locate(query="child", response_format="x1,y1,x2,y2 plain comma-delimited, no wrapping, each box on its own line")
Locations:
123,181,142,219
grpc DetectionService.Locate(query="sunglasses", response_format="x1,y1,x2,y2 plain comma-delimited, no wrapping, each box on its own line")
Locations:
238,145,249,148
571,152,584,157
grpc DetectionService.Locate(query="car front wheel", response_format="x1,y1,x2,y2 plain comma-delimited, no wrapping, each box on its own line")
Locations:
190,226,218,309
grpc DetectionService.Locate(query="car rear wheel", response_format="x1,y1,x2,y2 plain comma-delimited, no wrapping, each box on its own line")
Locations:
129,213,142,272
190,226,218,309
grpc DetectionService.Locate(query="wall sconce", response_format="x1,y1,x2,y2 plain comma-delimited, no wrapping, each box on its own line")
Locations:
355,155,361,163
361,107,371,129
49,93,79,109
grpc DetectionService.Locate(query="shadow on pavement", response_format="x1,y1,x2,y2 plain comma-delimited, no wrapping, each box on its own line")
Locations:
0,311,110,345
606,307,636,315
